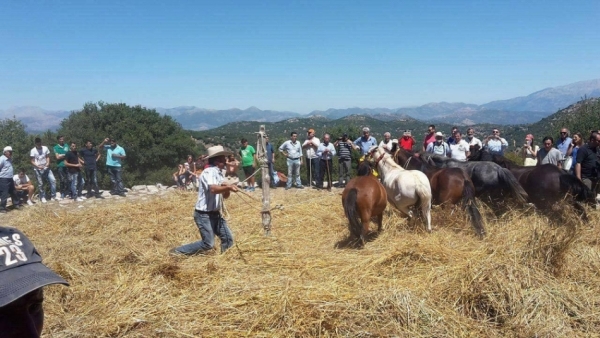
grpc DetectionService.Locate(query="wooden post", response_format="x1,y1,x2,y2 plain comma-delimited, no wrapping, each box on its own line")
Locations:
256,125,272,235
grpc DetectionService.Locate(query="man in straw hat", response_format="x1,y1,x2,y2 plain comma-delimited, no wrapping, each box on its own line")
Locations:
171,145,238,256
0,226,69,337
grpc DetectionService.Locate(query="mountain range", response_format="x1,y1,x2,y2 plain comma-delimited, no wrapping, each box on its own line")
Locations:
2,79,599,132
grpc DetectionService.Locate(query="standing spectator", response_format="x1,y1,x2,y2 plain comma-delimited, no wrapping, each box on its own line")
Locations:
449,131,470,161
79,140,103,198
184,155,197,188
422,125,437,152
484,128,508,156
225,154,240,178
379,132,394,153
0,226,69,338
302,129,320,187
239,138,257,192
170,146,238,256
14,169,35,206
0,147,21,212
100,138,127,197
537,136,563,168
465,128,482,150
426,132,450,157
30,138,57,203
279,131,304,190
316,134,336,190
447,126,459,144
566,133,583,173
556,127,572,158
334,133,353,188
521,134,539,166
575,132,600,191
53,135,69,200
65,142,84,201
353,127,377,155
265,136,279,188
399,130,416,152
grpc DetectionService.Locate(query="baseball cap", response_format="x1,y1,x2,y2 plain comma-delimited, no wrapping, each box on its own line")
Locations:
3,146,12,152
0,226,68,307
307,129,315,134
435,132,444,137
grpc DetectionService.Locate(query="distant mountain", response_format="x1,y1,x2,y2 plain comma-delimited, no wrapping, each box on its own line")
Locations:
482,79,600,112
0,106,71,132
155,106,301,130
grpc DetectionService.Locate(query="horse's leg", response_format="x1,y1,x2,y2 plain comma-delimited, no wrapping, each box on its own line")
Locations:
376,213,383,233
422,201,432,232
359,209,371,243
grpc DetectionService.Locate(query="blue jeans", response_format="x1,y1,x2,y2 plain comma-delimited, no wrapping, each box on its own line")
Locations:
68,172,80,199
306,157,319,185
286,158,302,188
268,162,279,186
33,168,56,200
107,166,125,193
57,167,69,198
173,211,234,254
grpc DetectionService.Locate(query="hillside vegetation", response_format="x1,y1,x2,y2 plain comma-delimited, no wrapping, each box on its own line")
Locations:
10,189,600,337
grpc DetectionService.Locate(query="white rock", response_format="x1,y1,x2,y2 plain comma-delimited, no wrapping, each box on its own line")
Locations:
131,185,148,192
147,185,159,193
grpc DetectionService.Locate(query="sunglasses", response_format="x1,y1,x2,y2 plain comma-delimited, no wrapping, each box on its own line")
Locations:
560,132,567,134
493,131,499,134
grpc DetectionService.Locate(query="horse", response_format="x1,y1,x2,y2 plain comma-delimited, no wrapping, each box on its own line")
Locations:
420,152,529,208
470,148,595,221
367,146,433,232
394,148,485,237
342,161,388,245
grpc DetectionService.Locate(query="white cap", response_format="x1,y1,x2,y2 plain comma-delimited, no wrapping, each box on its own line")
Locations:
3,146,12,152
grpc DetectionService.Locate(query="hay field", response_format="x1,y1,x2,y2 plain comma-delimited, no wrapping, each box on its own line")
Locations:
7,189,600,337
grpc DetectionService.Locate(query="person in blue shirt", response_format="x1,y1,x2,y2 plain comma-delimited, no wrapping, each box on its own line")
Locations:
353,127,377,156
556,127,572,159
99,138,127,197
484,128,509,156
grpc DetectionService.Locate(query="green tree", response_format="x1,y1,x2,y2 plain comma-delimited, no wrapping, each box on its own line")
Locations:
57,102,201,187
0,118,31,172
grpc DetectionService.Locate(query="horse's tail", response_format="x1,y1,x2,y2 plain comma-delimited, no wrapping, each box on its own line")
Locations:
344,188,362,239
498,168,529,204
560,174,594,203
461,177,485,238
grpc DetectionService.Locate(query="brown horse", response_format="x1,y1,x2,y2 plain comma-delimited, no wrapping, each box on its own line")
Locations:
342,162,388,245
394,147,485,237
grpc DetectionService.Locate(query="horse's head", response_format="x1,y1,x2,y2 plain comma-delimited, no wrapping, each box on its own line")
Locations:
357,161,373,176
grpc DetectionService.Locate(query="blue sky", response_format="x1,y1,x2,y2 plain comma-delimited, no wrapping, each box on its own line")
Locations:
1,0,599,113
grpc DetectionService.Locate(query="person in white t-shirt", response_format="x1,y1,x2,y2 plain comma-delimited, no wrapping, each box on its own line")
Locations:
29,138,57,203
465,128,483,150
379,132,394,153
449,131,471,161
13,169,35,206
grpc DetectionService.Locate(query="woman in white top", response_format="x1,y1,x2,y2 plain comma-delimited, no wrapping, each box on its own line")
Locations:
521,134,538,166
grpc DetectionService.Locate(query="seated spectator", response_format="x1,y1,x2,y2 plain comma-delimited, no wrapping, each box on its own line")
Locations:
13,169,35,206
0,226,69,338
172,164,186,189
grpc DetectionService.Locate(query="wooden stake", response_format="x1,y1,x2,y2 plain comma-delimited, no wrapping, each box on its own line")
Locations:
256,125,272,235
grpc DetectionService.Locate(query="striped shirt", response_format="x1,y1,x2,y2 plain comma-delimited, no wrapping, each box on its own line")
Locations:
195,166,224,212
337,141,353,159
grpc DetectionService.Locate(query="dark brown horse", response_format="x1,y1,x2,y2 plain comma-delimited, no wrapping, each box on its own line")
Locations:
342,161,388,245
470,148,595,221
394,148,485,237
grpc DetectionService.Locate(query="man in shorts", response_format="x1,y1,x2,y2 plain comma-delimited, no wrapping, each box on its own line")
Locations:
239,138,257,191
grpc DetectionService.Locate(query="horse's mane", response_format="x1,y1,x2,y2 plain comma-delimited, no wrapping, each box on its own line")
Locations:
492,155,519,169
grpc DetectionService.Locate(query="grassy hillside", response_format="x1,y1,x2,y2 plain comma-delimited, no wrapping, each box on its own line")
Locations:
8,190,600,337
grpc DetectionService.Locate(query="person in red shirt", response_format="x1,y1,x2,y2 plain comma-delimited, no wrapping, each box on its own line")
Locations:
399,130,416,152
422,125,437,152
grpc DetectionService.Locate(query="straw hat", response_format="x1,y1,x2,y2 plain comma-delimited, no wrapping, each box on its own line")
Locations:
206,145,232,159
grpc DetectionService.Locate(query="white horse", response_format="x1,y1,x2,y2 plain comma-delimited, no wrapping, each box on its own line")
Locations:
368,146,433,232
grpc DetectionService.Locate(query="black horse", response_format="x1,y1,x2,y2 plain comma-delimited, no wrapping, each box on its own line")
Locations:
470,148,595,221
420,152,529,208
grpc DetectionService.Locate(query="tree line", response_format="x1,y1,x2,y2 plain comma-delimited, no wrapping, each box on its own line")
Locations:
0,102,203,189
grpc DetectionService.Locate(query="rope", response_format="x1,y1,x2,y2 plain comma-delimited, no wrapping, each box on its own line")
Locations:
239,167,262,184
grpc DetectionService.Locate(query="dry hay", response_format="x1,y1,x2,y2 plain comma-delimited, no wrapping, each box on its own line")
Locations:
5,189,600,337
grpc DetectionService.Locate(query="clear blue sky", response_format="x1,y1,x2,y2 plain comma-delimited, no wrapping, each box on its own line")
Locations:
1,0,599,113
